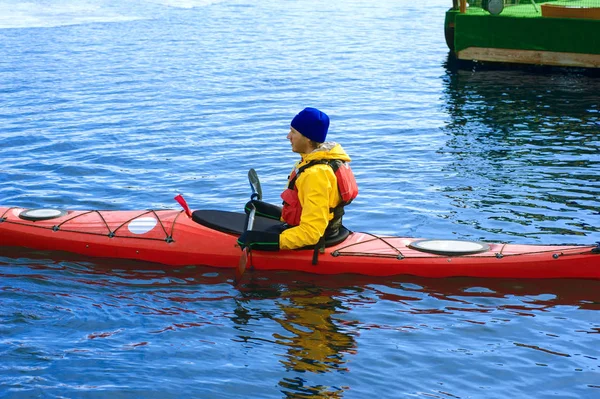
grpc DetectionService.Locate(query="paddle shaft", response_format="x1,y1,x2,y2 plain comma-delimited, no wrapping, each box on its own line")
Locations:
246,206,256,231
235,204,256,284
236,169,262,284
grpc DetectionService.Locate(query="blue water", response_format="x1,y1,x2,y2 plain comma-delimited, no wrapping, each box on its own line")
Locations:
1,0,599,398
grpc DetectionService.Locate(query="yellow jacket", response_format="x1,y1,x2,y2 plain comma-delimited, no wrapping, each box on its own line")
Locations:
280,142,352,250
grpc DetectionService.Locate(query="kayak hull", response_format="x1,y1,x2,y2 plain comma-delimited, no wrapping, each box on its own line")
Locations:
1,206,599,279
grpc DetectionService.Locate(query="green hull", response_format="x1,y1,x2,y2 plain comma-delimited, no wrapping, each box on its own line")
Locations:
445,1,600,68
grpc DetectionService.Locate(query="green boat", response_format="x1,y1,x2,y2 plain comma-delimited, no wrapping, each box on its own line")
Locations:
445,0,600,68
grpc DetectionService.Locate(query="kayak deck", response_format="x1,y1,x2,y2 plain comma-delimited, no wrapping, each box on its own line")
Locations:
1,206,599,279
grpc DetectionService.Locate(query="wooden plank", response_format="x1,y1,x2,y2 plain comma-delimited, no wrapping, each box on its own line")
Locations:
541,4,600,20
457,47,600,68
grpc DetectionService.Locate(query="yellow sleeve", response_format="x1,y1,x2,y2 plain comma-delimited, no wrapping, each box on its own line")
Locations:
279,166,334,250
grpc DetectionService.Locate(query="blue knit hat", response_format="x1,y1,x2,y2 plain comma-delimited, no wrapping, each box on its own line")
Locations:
291,107,329,143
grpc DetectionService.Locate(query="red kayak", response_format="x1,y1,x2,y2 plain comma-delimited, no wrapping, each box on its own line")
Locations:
1,205,599,279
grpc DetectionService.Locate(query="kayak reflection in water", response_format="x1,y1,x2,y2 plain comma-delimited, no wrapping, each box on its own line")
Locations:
273,288,357,375
237,107,359,253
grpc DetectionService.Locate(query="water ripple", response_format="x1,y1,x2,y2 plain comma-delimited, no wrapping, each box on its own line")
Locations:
1,0,600,398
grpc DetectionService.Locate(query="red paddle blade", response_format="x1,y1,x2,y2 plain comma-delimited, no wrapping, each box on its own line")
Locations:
174,194,192,218
235,248,249,285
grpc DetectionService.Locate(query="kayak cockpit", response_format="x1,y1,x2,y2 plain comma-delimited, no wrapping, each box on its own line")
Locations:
191,209,350,248
191,210,280,235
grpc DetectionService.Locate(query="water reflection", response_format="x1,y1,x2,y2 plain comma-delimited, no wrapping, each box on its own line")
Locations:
440,60,600,243
4,248,599,312
235,271,599,398
391,275,600,312
0,251,355,398
279,377,345,399
2,251,599,398
272,290,356,374
234,278,358,398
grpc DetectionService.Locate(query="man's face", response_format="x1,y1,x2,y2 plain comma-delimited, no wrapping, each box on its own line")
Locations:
287,127,312,154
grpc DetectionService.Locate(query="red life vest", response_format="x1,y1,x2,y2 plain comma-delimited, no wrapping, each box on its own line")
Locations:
280,159,358,227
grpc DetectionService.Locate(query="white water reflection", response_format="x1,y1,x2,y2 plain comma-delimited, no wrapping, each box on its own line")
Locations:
0,0,225,29
0,1,141,29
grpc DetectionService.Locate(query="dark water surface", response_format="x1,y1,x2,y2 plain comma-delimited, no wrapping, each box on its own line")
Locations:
1,0,599,398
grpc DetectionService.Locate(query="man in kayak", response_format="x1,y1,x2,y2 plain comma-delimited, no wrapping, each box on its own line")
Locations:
237,107,358,252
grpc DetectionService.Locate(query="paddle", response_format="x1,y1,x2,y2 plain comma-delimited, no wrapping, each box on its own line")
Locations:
248,168,262,201
235,169,262,285
236,202,256,285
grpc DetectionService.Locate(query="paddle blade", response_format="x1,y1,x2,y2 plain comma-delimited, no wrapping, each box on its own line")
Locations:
248,168,262,201
174,194,192,218
235,248,249,285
